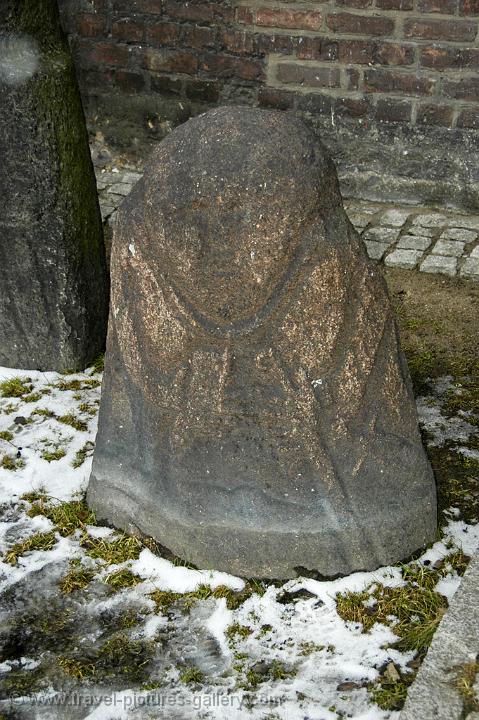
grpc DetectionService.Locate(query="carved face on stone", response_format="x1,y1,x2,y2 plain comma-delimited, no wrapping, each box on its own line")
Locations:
136,109,339,324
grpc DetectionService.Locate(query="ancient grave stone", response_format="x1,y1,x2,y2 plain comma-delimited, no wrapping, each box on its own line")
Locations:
88,107,437,579
0,0,109,371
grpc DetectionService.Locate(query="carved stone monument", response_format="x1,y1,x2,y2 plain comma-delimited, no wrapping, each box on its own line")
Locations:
88,107,437,578
0,0,108,371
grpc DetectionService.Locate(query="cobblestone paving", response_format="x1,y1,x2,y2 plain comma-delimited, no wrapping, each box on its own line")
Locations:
94,165,479,282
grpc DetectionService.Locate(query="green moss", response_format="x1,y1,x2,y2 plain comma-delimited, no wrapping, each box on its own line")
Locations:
59,560,95,594
57,413,88,431
72,441,95,468
0,430,13,442
179,667,204,684
28,498,95,536
405,350,435,394
41,448,66,462
0,377,33,398
298,641,325,656
442,379,479,418
104,569,142,589
5,531,57,565
226,623,253,643
1,453,25,471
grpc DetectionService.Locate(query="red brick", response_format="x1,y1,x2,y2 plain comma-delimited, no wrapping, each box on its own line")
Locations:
88,41,132,66
418,0,458,12
457,108,479,127
338,39,375,64
460,0,479,14
164,1,233,23
221,29,255,55
76,13,107,38
185,79,220,102
296,36,322,61
296,37,339,61
115,70,146,93
142,48,198,74
297,93,334,114
256,7,322,31
417,104,454,126
254,34,296,55
336,97,370,117
336,40,413,65
146,22,181,47
364,68,435,95
183,25,216,49
112,0,162,11
374,98,412,122
200,53,264,80
375,97,412,122
420,45,479,70
112,18,144,43
150,74,182,94
336,0,372,6
443,76,479,100
404,18,477,41
376,42,415,65
376,0,412,7
346,67,360,90
77,68,114,92
258,87,295,109
276,62,341,89
236,6,254,24
327,12,394,36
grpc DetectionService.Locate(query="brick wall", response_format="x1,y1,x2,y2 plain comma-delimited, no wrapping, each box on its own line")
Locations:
59,0,479,209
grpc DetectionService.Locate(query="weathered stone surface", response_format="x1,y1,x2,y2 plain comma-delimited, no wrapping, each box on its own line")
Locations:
397,235,432,251
385,249,422,269
0,1,109,371
420,255,457,276
88,107,437,579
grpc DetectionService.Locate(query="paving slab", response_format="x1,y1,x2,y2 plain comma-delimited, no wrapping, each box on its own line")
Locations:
420,255,457,276
397,235,432,251
400,549,479,720
385,248,422,269
432,240,466,257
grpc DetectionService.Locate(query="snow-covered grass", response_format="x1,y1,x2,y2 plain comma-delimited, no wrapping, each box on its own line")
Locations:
0,368,477,720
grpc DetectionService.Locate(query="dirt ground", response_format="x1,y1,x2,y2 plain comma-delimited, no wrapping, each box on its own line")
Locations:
384,268,479,385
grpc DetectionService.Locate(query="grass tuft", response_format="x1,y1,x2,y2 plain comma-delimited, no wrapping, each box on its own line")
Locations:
5,531,57,565
59,560,95,594
1,453,25,471
104,569,142,589
0,377,33,398
72,441,95,468
57,413,88,431
27,498,95,537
